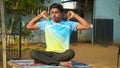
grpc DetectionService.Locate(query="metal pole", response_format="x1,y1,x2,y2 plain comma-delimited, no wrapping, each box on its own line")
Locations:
0,0,7,68
19,16,22,59
117,46,120,68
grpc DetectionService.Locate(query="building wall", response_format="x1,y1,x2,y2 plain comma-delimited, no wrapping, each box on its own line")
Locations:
94,0,120,44
77,0,94,42
79,11,93,42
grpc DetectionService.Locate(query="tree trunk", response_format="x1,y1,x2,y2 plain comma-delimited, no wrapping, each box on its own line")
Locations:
9,0,19,33
8,0,19,46
0,0,7,68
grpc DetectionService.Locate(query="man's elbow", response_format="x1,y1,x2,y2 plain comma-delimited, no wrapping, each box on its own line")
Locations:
77,24,90,30
80,25,90,30
85,25,90,30
26,25,38,30
26,25,31,30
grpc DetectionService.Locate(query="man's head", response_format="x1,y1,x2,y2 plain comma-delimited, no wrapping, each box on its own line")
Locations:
49,3,63,23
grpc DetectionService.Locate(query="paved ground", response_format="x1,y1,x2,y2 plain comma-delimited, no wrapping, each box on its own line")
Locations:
0,43,120,68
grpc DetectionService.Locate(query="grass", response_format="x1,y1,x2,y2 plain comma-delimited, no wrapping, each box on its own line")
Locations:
0,43,46,52
21,44,46,51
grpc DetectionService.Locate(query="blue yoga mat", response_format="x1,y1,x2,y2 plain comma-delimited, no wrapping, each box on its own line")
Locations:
9,60,92,68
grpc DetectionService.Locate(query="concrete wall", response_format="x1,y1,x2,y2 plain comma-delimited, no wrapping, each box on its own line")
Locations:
79,11,93,42
94,0,120,44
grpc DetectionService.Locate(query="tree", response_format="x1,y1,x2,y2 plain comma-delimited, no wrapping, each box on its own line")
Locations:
5,0,51,34
0,0,7,68
3,0,52,60
4,0,51,45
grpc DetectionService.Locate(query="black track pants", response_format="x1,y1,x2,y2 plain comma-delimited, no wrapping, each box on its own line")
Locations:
30,49,75,65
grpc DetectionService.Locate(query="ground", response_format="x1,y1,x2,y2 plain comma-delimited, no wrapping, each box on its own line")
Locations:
71,43,120,68
0,43,120,68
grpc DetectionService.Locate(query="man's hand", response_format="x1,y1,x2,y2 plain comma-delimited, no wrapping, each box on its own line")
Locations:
40,10,49,19
26,10,49,30
67,11,76,20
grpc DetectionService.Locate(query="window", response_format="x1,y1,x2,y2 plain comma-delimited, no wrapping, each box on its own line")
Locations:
61,0,77,9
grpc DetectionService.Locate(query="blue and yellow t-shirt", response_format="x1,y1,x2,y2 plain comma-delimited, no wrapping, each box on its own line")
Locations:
37,20,78,53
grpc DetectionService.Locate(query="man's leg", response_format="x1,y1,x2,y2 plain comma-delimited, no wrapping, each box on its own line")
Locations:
30,49,75,66
52,49,75,61
51,49,75,68
30,50,59,65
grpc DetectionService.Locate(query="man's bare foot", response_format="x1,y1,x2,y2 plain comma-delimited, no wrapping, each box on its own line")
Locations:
59,61,72,68
34,60,39,64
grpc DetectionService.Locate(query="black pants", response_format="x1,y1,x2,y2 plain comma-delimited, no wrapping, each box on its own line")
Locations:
30,49,75,65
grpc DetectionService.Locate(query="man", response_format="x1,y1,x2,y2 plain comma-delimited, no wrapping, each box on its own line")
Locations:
26,3,90,68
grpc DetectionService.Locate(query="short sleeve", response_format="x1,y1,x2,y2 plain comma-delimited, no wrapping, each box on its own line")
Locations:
37,20,48,30
69,21,79,31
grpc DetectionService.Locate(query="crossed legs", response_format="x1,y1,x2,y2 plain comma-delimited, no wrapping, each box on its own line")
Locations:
30,49,75,67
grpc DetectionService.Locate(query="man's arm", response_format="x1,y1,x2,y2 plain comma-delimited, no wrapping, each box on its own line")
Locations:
26,10,48,30
67,11,90,30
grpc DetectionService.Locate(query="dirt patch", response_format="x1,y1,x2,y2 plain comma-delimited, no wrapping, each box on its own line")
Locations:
71,43,120,68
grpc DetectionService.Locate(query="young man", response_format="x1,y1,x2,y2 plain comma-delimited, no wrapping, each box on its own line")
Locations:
27,3,90,68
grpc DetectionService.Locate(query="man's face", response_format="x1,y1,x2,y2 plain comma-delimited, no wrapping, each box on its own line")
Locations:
50,8,62,23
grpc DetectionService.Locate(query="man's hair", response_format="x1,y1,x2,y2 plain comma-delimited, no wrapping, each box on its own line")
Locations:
50,3,63,13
